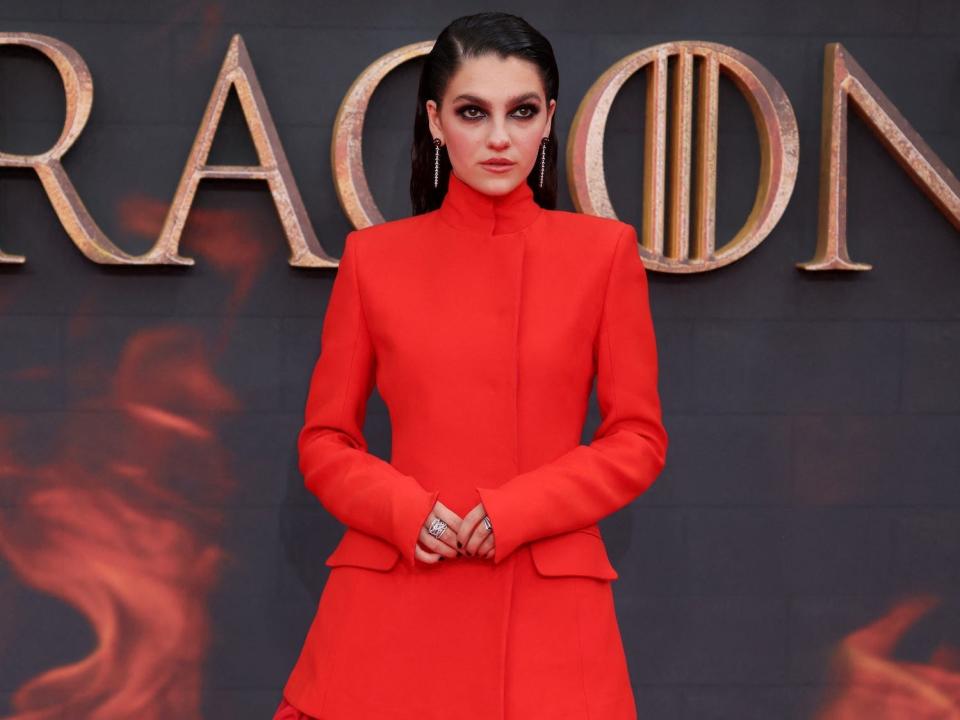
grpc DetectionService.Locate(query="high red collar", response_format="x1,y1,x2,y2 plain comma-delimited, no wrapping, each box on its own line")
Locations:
437,171,543,235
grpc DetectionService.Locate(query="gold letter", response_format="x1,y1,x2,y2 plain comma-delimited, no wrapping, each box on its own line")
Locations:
141,34,332,267
0,32,142,264
331,41,433,229
568,41,799,273
799,42,960,271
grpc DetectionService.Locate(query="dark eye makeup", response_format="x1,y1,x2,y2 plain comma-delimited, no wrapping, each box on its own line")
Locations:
455,103,541,121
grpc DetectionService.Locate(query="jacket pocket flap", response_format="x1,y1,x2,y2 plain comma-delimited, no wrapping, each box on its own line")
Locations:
324,528,400,571
529,528,619,580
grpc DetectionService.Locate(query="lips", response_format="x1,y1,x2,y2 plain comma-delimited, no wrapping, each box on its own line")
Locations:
481,159,515,166
480,162,515,174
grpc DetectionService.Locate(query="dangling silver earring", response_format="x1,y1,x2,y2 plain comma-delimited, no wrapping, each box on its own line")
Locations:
538,137,549,189
433,138,442,189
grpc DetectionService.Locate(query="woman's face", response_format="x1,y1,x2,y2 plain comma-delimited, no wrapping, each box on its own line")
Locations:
426,53,556,196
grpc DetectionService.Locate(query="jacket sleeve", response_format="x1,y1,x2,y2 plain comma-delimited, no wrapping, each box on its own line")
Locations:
474,223,668,564
298,230,439,569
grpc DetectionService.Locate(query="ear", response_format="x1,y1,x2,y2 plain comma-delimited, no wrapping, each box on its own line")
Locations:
544,98,557,138
425,99,443,143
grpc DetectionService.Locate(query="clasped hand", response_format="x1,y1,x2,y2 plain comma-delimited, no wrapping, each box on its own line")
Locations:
414,500,494,564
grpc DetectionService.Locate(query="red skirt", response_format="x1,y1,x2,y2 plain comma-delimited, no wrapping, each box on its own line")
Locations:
273,696,317,720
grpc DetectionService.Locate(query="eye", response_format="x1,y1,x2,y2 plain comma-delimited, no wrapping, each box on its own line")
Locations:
455,103,541,121
513,104,540,119
457,105,486,121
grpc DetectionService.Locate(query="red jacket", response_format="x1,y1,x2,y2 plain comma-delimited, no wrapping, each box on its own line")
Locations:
282,171,668,719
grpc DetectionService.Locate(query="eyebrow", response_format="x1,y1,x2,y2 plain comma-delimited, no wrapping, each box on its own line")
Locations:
451,92,542,106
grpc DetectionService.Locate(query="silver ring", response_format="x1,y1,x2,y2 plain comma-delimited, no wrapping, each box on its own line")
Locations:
482,515,493,532
428,518,448,539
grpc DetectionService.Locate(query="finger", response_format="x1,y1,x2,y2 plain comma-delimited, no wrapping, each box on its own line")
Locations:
456,504,484,548
455,522,472,552
476,532,495,559
458,519,479,555
419,525,459,559
423,511,463,555
430,505,465,551
414,541,445,564
432,502,464,534
464,522,492,557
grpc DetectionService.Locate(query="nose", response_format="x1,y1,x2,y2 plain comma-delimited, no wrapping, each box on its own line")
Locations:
486,117,511,149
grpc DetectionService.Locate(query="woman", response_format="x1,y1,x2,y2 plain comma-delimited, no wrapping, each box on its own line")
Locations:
274,11,668,720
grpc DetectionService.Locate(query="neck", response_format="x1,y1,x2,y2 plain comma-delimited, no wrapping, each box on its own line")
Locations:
437,171,543,236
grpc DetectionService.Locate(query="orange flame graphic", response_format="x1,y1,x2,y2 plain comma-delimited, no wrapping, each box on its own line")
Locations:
815,594,960,719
